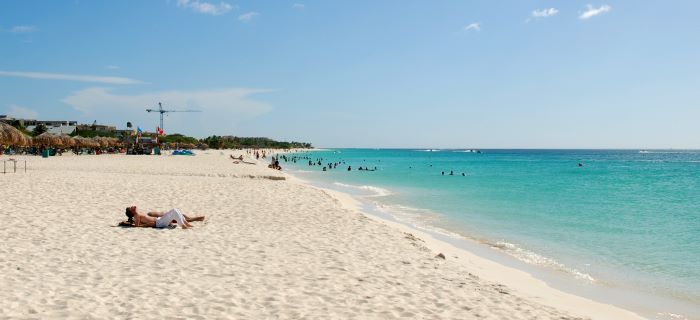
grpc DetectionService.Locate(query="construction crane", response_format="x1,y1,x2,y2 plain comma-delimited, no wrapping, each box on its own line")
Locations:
146,102,201,132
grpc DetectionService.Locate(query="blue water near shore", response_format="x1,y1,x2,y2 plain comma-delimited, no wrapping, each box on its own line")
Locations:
284,149,700,318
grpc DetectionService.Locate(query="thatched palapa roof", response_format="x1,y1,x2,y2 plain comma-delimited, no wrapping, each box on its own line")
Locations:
0,122,32,146
74,136,100,148
33,133,76,147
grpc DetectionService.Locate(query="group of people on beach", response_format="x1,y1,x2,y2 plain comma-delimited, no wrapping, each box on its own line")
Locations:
252,150,266,160
288,152,473,177
291,154,383,173
269,156,282,170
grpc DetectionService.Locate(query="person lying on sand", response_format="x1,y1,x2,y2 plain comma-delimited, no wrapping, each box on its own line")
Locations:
230,154,257,165
119,206,204,229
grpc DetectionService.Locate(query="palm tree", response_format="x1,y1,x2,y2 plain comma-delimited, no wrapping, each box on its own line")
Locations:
32,124,47,136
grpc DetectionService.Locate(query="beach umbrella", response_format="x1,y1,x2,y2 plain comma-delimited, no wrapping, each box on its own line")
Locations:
33,132,60,146
104,137,118,147
73,136,88,147
76,136,97,148
85,138,99,148
92,137,104,147
0,122,32,146
110,137,121,147
96,136,112,148
57,134,75,147
17,133,32,147
86,137,100,148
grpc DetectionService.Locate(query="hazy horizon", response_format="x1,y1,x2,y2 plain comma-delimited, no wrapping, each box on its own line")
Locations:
2,1,698,149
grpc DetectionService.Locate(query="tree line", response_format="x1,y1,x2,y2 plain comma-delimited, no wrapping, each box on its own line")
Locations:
199,135,312,149
6,121,312,149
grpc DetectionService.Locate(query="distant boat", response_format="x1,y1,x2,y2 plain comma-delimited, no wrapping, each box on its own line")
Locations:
639,150,650,153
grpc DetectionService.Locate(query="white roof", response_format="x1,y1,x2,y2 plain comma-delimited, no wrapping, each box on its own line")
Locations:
25,125,76,135
47,126,76,135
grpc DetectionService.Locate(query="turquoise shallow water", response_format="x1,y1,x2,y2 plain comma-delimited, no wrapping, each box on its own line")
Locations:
284,149,700,317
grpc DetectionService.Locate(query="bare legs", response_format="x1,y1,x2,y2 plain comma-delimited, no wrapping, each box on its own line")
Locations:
184,214,205,222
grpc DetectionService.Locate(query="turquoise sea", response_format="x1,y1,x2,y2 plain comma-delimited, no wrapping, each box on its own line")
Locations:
284,149,700,319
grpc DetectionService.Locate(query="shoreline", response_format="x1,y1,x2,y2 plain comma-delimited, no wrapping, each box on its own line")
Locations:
0,151,681,318
280,148,699,320
282,167,647,320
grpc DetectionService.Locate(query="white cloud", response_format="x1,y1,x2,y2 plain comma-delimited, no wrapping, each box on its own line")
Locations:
61,87,273,135
532,8,558,18
105,65,120,70
176,0,234,15
0,70,144,85
238,12,259,22
579,4,611,20
6,104,38,119
464,23,480,32
293,3,305,10
9,25,38,33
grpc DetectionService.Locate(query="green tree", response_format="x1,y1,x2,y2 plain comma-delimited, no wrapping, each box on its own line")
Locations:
32,124,47,136
10,120,24,130
8,120,31,135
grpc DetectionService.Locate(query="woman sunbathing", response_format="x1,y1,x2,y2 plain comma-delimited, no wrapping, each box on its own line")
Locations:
120,206,204,229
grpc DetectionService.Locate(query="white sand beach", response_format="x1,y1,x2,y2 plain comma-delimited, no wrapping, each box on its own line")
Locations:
0,152,644,319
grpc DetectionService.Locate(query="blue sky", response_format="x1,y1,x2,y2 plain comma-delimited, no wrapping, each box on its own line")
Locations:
1,1,698,148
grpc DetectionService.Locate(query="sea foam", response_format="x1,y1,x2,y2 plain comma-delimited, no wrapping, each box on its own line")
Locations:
332,182,392,197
